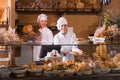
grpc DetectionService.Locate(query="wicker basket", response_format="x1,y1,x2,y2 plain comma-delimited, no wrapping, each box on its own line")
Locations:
0,61,10,66
27,69,43,77
10,69,27,78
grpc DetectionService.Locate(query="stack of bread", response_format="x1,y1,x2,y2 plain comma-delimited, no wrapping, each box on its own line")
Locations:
93,45,115,68
0,31,21,44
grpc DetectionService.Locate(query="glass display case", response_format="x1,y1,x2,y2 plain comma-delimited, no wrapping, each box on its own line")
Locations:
0,42,120,80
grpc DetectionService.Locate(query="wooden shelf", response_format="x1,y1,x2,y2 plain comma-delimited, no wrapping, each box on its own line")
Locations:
16,8,101,14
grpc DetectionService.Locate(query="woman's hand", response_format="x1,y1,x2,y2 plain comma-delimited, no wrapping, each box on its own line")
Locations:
62,50,69,56
34,35,42,41
78,50,83,55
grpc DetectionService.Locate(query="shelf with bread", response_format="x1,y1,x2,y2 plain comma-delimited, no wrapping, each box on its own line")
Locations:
15,0,102,14
15,8,101,14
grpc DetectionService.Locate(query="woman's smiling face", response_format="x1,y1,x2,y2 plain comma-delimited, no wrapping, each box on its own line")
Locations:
39,20,47,28
60,24,68,35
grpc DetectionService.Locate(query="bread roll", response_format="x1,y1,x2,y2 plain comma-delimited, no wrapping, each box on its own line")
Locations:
59,0,67,9
23,25,33,33
67,3,75,9
113,53,120,68
90,0,97,4
76,2,84,9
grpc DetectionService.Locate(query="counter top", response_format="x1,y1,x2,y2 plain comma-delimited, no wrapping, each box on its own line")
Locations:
1,74,120,80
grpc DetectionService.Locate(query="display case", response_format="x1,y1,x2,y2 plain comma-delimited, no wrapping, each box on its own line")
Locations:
0,42,120,80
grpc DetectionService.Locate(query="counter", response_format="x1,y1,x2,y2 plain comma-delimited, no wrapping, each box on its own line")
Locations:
1,74,120,80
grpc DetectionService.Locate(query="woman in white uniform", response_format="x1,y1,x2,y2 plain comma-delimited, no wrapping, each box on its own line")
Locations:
54,17,83,62
33,14,53,62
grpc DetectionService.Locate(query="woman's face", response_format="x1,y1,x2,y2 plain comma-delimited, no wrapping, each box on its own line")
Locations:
39,20,47,28
60,24,68,35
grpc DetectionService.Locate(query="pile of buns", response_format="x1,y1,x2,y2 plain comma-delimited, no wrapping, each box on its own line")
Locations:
96,45,108,59
25,52,120,76
42,60,92,72
93,45,115,68
28,62,42,70
0,31,20,44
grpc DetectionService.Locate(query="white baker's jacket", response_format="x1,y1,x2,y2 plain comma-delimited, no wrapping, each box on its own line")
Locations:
54,31,81,54
33,27,53,61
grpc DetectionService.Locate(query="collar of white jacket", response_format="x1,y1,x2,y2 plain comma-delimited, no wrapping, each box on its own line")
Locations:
37,14,47,23
56,17,68,30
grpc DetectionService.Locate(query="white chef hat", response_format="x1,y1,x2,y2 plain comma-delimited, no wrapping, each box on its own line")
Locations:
56,17,68,30
37,14,47,23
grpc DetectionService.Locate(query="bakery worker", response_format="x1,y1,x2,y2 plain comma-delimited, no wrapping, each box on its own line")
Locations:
54,17,83,61
33,14,53,62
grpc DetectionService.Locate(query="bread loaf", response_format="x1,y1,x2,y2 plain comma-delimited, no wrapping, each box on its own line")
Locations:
76,2,85,9
67,3,75,9
113,53,120,68
59,0,67,9
90,0,97,4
